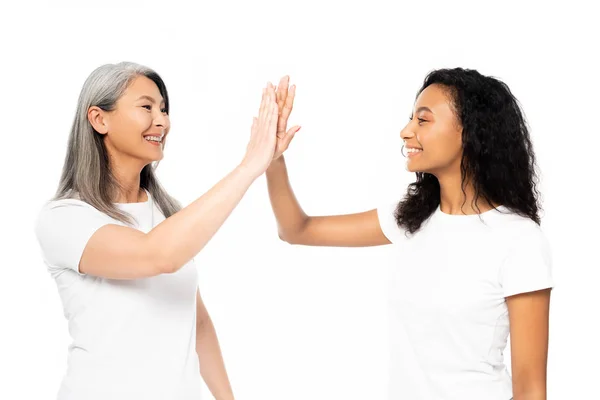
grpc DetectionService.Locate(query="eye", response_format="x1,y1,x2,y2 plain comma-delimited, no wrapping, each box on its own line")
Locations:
160,108,168,114
142,105,152,111
417,118,427,125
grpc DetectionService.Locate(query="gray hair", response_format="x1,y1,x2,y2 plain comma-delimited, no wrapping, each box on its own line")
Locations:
54,61,181,225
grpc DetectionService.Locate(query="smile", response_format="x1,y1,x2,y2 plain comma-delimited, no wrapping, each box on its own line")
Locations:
406,148,422,157
144,135,164,146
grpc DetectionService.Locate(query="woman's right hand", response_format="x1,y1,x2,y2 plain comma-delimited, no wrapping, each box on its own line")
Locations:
240,83,279,178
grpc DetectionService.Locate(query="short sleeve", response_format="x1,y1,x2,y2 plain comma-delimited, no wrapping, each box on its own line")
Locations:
499,225,554,297
376,202,405,244
34,200,116,274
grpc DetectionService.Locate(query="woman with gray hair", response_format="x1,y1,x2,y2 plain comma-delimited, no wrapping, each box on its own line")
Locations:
34,62,284,400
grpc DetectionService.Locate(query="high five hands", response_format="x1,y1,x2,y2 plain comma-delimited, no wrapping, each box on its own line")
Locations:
240,76,300,178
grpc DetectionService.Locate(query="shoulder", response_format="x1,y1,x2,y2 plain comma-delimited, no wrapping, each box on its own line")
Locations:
490,208,551,261
491,207,546,240
36,197,105,218
34,197,116,233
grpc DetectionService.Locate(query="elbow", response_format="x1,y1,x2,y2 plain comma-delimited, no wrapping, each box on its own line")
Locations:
155,252,187,275
157,259,178,275
278,229,301,245
149,244,195,276
146,238,179,275
278,230,292,243
153,253,177,275
277,217,309,245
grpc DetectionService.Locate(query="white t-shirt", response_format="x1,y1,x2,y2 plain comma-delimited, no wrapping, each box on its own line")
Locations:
377,202,554,400
34,191,202,400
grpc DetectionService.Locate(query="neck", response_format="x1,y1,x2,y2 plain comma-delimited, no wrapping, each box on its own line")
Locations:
435,169,495,215
110,157,147,203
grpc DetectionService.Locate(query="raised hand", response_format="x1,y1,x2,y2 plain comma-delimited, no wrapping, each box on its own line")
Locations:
272,75,301,160
240,82,279,178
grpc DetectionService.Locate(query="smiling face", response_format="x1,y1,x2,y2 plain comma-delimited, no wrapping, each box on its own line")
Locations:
400,84,463,175
88,75,170,166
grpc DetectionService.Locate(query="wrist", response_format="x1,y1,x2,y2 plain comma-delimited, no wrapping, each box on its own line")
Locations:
266,155,285,173
235,162,262,182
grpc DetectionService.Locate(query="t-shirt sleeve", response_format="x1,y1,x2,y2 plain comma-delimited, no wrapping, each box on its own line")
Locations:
499,224,554,297
34,200,116,274
376,201,405,244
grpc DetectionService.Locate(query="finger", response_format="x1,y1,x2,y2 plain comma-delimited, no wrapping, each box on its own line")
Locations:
281,84,296,121
268,101,279,135
282,126,300,149
287,125,301,137
260,85,272,125
277,84,295,132
276,125,301,154
259,87,267,119
268,83,276,100
267,86,277,123
276,75,289,110
251,117,258,135
263,94,273,130
269,99,277,126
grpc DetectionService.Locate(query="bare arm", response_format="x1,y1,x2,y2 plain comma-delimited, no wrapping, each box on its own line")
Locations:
196,290,234,400
266,156,390,247
80,165,258,279
507,288,551,400
79,84,280,279
265,76,390,248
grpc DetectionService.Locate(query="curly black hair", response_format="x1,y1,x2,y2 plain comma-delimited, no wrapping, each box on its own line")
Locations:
395,68,541,234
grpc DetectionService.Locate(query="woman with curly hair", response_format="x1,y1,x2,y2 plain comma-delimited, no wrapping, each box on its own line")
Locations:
267,70,553,400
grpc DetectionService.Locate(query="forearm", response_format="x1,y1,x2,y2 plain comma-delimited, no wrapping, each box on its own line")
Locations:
148,164,257,272
196,316,234,400
265,156,309,241
513,390,546,400
512,377,546,400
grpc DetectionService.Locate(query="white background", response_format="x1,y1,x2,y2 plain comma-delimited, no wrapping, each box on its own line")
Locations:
1,1,598,399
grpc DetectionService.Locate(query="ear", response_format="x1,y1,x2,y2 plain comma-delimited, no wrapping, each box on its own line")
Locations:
88,106,109,135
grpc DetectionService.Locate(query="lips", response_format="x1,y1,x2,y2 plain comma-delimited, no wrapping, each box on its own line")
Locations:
143,130,165,146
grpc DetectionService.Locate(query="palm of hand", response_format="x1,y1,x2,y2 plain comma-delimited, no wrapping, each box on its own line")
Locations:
273,75,300,160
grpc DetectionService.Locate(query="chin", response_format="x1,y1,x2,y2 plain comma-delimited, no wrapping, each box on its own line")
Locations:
152,154,165,163
406,161,423,173
141,152,164,164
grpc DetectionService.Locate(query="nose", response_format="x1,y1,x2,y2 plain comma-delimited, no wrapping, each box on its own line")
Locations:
154,111,169,131
400,124,415,141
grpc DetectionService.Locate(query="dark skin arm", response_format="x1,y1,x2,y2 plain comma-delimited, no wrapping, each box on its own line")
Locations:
266,75,391,247
507,288,551,400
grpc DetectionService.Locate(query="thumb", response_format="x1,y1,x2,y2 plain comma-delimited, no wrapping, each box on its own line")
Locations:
287,125,301,137
283,126,301,148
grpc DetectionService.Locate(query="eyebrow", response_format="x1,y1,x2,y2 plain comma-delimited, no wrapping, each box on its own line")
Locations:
415,106,433,114
136,95,165,105
409,106,434,119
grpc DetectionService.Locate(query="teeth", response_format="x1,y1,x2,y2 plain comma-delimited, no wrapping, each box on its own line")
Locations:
145,136,162,143
407,148,422,153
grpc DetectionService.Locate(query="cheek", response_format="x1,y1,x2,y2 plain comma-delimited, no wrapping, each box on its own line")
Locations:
110,112,152,144
421,129,461,160
131,110,154,131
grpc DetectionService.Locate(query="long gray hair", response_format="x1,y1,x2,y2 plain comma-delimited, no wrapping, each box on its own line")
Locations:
54,61,181,225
